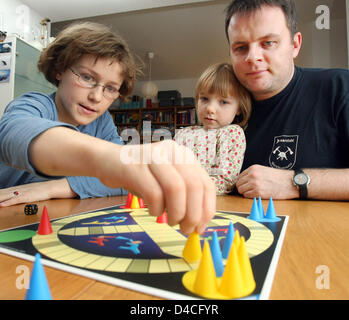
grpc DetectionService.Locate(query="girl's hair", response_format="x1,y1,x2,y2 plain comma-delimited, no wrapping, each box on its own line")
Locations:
195,62,251,129
38,22,141,101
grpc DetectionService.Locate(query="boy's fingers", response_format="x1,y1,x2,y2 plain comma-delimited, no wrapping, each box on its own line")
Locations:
147,163,186,226
174,165,204,235
197,176,216,233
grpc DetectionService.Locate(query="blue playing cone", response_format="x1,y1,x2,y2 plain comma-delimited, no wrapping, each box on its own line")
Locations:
258,196,264,217
210,231,224,277
248,198,262,221
25,253,52,300
265,197,281,222
222,222,235,259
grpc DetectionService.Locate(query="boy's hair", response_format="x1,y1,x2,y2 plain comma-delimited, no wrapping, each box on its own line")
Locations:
225,0,298,41
195,62,251,129
38,22,140,101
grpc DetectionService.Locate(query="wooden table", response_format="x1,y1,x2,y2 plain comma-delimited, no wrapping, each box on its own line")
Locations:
0,195,348,300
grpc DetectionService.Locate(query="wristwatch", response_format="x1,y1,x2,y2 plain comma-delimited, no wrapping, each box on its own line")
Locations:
293,169,310,199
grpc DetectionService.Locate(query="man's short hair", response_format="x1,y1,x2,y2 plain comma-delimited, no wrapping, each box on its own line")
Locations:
225,0,298,41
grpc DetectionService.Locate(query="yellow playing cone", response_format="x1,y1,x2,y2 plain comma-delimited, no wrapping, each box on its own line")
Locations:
233,229,240,250
238,237,256,296
182,232,202,263
182,241,218,298
192,241,218,298
219,242,245,299
130,195,140,209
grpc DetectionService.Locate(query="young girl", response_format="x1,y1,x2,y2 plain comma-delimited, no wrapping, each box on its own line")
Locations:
0,22,215,235
174,63,251,194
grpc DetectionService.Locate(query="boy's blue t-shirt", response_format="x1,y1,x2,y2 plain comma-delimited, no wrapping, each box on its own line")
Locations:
0,91,126,198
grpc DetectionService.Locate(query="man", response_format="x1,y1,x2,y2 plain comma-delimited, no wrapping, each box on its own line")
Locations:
225,0,349,200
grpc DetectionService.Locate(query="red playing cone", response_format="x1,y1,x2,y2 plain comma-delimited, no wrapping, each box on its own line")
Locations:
156,211,168,223
121,192,133,208
37,206,53,235
138,197,146,208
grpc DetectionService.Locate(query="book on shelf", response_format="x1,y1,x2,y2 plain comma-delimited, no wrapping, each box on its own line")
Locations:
176,108,196,125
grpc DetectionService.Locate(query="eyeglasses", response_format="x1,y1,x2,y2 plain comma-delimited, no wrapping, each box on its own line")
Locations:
69,68,120,100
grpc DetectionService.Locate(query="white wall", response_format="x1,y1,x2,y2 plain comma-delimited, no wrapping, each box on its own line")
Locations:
296,18,348,69
0,0,44,42
295,0,348,69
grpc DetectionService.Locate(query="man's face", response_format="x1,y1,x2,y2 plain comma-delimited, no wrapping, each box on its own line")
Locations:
227,5,301,101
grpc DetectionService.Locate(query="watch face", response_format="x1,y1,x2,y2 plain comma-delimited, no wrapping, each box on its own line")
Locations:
294,173,308,185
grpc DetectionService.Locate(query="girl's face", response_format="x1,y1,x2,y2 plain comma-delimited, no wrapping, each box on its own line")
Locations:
55,54,124,126
197,91,241,130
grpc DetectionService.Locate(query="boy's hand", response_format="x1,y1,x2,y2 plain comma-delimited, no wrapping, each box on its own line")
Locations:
106,140,216,235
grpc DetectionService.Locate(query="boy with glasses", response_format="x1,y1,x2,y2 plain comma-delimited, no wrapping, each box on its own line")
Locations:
0,22,215,234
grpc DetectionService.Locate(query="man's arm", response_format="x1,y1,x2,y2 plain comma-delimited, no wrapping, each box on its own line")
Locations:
236,165,349,200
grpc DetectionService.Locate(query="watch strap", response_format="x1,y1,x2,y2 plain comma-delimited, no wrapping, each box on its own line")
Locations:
294,169,308,200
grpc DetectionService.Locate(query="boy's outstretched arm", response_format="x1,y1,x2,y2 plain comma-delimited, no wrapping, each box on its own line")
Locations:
29,127,216,234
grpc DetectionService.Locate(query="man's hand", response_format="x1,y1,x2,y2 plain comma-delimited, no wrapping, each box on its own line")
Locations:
236,165,299,199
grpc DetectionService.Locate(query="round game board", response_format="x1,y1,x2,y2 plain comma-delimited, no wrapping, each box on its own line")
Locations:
31,208,274,274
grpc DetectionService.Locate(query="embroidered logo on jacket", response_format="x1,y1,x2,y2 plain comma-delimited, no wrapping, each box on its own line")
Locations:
269,135,298,169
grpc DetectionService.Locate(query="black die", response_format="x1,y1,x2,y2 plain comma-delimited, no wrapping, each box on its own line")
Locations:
24,204,38,215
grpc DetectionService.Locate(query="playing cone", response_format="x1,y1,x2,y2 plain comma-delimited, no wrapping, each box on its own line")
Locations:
130,195,140,209
222,222,235,259
258,196,264,217
219,242,245,299
121,192,133,208
237,237,256,296
156,211,168,223
138,197,146,208
248,198,262,221
233,229,240,250
265,197,281,221
37,206,52,235
192,241,218,297
182,232,202,263
25,253,52,300
210,231,224,277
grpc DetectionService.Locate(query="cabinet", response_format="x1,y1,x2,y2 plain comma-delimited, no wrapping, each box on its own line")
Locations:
109,105,197,143
0,36,55,116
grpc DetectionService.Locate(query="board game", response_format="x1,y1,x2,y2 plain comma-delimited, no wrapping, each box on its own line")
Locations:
0,201,288,300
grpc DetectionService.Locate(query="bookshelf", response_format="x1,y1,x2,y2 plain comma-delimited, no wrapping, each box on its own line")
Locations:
109,105,196,143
